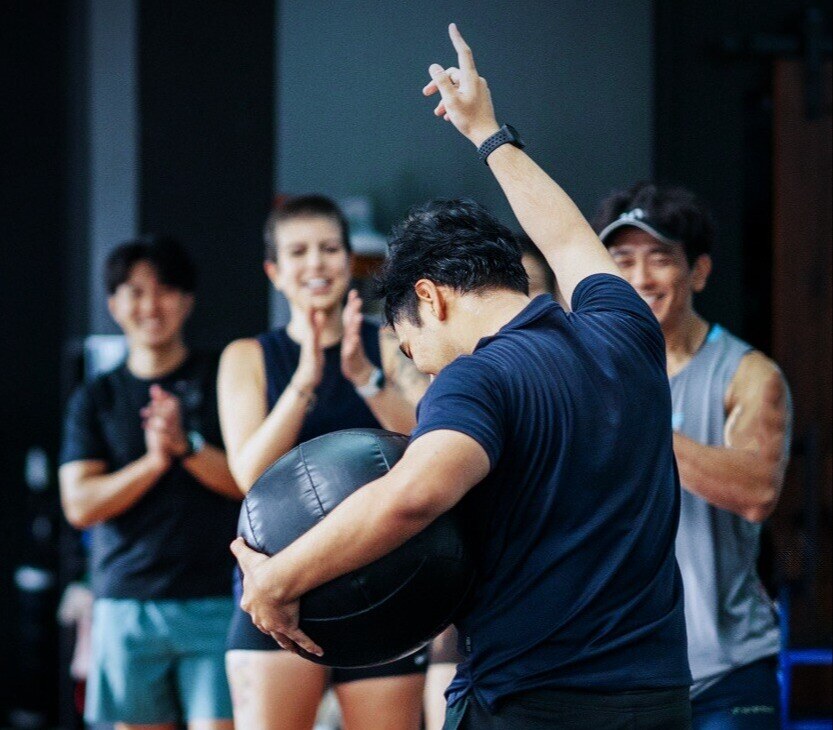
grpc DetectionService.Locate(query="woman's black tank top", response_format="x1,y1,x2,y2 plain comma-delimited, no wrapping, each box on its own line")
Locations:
255,320,383,439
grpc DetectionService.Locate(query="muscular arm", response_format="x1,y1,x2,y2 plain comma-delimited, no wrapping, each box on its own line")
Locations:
673,351,791,523
59,454,169,529
218,338,313,494
251,429,489,604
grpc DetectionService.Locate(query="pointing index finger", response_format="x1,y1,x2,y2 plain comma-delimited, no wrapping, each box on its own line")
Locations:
449,23,476,75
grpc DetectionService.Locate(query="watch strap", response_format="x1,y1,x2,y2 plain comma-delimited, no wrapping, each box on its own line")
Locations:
355,366,384,399
478,124,525,165
182,430,205,459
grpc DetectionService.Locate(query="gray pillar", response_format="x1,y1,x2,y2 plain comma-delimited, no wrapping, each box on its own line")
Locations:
87,0,139,334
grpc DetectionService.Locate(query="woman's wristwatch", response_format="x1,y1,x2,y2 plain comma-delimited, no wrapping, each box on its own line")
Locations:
355,366,385,399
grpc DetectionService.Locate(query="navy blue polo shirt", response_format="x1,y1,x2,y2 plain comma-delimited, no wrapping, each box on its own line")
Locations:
411,274,690,711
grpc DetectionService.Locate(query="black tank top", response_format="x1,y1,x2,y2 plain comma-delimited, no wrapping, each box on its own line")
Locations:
255,320,383,440
229,321,385,644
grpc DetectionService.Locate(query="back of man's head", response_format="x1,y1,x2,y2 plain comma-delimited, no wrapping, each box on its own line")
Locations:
375,199,529,326
591,182,716,265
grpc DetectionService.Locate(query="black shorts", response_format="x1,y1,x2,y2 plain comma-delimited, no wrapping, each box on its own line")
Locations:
443,686,691,730
226,596,428,683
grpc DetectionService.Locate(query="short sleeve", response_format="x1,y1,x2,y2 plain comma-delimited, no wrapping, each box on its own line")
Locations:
572,274,654,320
572,273,665,361
410,358,504,469
60,385,109,465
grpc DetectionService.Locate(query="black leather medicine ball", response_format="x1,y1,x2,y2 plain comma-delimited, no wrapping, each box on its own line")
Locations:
238,428,475,667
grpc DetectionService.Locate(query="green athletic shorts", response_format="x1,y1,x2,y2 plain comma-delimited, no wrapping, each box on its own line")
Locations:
85,597,234,724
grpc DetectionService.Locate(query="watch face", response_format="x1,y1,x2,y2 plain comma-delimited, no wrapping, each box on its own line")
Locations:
504,124,524,146
188,431,205,454
373,367,385,388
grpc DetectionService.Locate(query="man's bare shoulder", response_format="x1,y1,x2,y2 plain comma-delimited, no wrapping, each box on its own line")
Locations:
726,350,788,412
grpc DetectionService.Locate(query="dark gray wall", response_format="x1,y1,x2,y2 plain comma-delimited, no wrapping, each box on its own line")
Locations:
86,0,140,335
655,0,831,342
67,0,275,345
1,1,274,723
138,0,275,347
277,0,654,231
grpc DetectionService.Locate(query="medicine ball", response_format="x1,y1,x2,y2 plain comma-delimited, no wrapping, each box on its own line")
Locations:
238,428,475,668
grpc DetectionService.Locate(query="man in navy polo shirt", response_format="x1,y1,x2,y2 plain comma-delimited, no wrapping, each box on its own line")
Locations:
232,24,691,729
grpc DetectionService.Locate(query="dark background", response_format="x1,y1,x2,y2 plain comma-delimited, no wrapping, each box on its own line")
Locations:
1,0,830,726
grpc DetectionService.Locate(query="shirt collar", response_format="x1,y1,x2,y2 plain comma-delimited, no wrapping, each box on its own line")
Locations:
474,294,559,352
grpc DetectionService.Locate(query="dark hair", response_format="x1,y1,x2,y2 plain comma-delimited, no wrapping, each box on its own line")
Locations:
516,233,555,293
263,194,351,262
375,199,529,326
591,182,716,264
105,236,196,295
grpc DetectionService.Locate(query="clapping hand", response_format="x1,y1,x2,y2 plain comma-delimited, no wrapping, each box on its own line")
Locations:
341,289,374,387
141,384,188,459
292,307,327,396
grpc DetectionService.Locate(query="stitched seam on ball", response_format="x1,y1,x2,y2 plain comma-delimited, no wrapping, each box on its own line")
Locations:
347,433,384,607
303,556,429,621
375,437,392,472
245,498,265,553
299,441,327,520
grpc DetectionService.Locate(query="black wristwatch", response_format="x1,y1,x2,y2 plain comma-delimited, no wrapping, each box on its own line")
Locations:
355,366,385,399
182,430,205,460
478,124,525,165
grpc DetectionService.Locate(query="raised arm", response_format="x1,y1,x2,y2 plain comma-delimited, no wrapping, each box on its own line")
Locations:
423,23,621,306
673,351,791,522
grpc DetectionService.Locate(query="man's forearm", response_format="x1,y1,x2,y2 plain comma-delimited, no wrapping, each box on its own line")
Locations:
260,472,434,604
182,444,242,500
485,144,620,304
673,432,782,522
61,453,169,528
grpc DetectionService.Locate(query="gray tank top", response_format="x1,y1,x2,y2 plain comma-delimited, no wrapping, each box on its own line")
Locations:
671,324,780,697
